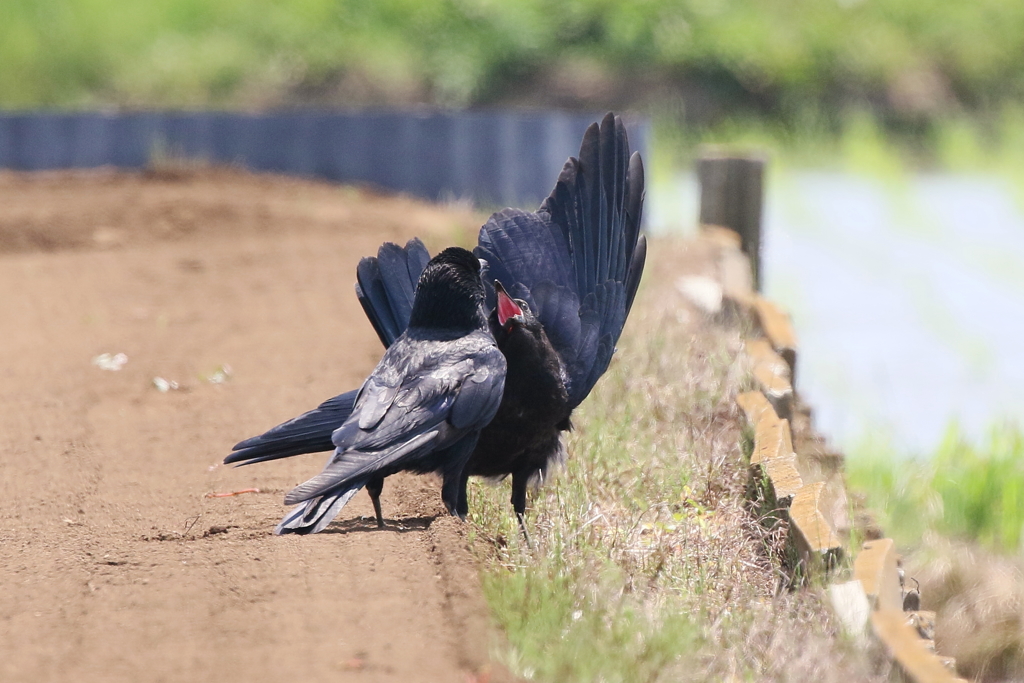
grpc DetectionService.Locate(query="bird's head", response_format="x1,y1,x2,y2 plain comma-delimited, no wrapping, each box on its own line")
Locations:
408,247,488,331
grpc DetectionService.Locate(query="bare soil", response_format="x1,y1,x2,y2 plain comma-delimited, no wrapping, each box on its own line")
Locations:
0,167,510,683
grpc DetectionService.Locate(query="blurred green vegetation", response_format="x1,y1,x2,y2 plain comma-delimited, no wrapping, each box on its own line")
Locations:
4,0,1024,129
848,423,1024,555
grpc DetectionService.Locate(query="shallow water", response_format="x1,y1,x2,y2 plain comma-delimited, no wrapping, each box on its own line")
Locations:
649,170,1024,455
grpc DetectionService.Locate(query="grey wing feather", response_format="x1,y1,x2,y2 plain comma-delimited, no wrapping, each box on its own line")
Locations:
450,347,506,430
284,332,505,506
354,377,402,431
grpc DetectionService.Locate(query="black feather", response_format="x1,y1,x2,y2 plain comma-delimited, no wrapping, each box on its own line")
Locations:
226,390,358,465
357,238,430,347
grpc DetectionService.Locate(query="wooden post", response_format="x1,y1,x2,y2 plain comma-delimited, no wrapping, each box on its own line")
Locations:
697,152,765,290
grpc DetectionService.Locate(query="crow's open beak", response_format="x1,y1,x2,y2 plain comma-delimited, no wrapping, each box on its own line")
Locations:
495,280,524,328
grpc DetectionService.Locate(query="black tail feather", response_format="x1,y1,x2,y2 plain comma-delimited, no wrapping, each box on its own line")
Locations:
356,238,430,348
226,390,358,465
624,234,647,318
275,486,363,535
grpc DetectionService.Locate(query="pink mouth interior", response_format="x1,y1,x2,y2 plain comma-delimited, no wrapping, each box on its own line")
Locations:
497,290,523,326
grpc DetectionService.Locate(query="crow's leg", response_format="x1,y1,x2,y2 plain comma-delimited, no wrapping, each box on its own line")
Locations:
510,470,533,548
457,477,468,517
439,433,480,520
442,463,472,521
366,476,385,528
456,467,471,519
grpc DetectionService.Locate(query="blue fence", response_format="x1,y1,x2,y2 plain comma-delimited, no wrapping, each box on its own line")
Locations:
0,110,648,209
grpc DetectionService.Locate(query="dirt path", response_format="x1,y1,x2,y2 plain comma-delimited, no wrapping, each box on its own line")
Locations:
0,169,505,683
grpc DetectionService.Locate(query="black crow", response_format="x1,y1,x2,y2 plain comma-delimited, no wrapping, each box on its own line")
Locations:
271,247,505,534
228,113,646,534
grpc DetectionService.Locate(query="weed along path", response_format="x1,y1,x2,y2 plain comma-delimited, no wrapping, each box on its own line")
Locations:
0,169,508,683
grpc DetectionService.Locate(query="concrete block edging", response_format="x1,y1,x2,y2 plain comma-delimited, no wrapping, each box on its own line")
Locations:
709,227,960,683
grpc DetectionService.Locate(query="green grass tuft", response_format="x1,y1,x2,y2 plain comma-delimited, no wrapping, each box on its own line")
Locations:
483,567,696,683
848,423,1024,554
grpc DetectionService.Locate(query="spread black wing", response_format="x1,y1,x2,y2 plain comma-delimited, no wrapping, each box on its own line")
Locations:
475,113,646,407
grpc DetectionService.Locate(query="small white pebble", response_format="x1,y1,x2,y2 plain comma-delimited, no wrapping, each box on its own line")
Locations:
92,353,128,371
152,377,179,392
205,364,233,384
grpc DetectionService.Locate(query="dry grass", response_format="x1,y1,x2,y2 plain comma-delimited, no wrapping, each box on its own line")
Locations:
849,425,1024,681
904,536,1024,681
468,237,881,682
